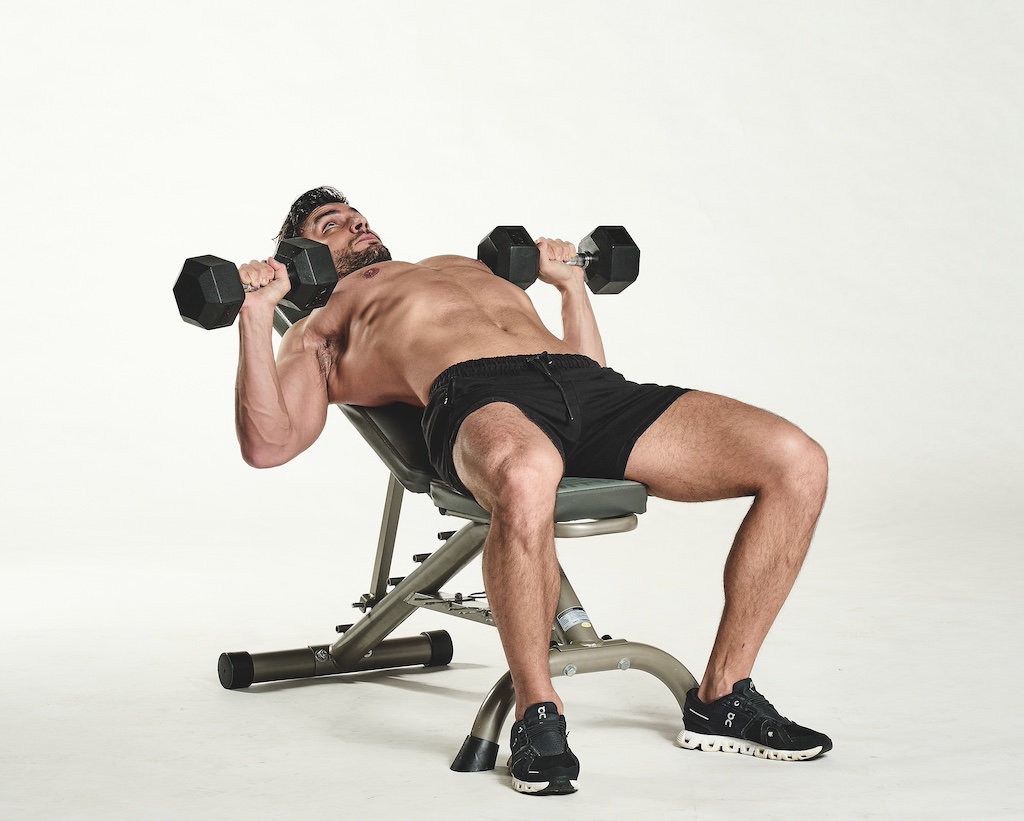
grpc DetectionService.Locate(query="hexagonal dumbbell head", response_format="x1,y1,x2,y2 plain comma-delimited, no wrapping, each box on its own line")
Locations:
478,226,540,289
273,237,339,311
578,226,640,294
173,255,245,330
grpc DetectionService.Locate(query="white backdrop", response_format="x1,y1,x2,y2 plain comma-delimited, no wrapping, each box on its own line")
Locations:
2,1,1021,551
1,2,1022,818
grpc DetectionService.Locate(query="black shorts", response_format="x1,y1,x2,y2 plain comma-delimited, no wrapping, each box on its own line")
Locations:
421,352,691,496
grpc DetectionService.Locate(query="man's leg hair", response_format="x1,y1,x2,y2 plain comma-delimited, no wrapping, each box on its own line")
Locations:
624,390,831,758
452,402,567,718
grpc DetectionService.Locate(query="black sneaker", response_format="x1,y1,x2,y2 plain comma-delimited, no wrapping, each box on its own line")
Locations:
508,702,580,795
678,678,832,761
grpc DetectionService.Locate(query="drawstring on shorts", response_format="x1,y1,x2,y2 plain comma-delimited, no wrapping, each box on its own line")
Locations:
428,352,596,424
526,352,575,422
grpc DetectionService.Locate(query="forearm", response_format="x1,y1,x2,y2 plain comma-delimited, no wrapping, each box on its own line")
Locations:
557,269,607,366
234,306,296,467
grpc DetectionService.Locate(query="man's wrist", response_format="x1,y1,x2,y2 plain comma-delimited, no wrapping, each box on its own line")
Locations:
238,301,278,333
553,267,588,294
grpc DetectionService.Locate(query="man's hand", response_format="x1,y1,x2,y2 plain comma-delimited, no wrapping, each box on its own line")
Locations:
238,258,292,313
535,238,585,290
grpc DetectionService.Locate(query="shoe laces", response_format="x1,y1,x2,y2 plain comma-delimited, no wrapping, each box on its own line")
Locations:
519,715,569,755
738,686,789,724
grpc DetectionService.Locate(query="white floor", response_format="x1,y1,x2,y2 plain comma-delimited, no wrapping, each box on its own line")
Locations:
3,474,1021,820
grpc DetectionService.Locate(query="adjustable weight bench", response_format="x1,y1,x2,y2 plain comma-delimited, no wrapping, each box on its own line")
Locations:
217,303,699,772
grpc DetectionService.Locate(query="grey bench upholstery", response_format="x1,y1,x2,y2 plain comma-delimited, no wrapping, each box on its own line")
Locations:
339,402,649,521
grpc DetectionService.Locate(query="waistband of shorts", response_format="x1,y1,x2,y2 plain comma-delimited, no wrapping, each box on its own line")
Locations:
429,352,599,397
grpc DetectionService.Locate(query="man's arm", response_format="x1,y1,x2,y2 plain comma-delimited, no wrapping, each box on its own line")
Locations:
234,258,329,468
535,238,607,367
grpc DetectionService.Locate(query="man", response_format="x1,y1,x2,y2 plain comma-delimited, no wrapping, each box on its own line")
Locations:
235,186,832,796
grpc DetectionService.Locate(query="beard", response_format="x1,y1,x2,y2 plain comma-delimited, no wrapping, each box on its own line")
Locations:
333,241,392,277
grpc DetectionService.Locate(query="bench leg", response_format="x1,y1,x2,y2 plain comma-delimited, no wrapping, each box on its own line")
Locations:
450,640,698,772
328,520,489,671
451,672,515,772
219,631,454,689
218,521,488,689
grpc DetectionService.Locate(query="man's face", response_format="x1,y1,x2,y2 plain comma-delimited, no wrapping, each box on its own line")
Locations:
301,202,392,277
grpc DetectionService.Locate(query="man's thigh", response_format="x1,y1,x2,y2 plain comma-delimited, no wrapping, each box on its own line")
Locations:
452,402,565,512
624,391,821,502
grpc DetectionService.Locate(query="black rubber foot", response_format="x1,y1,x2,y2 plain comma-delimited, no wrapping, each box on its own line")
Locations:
218,651,254,689
421,630,454,667
451,735,499,772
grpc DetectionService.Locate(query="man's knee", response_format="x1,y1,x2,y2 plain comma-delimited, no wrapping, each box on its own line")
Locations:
772,427,828,501
473,447,563,515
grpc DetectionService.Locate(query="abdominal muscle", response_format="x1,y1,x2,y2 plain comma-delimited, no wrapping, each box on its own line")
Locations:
305,257,575,407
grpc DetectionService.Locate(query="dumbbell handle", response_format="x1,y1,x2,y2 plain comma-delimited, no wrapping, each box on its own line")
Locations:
566,251,594,269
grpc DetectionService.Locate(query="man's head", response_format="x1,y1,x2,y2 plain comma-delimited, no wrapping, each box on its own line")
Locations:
278,185,392,277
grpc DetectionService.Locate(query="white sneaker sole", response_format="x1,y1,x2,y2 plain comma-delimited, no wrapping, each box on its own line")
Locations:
512,776,579,795
677,730,823,761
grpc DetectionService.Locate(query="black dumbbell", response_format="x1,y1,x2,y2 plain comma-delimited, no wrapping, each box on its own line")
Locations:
174,238,338,330
478,226,640,294
570,226,640,294
477,226,539,290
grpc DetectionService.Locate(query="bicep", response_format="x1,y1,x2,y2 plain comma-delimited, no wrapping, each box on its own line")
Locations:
276,341,330,457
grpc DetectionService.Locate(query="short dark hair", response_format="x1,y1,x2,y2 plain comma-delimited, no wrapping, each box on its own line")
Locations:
277,186,348,241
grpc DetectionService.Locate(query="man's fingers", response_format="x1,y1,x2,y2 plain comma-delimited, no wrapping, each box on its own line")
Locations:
239,259,281,290
537,238,575,262
238,260,259,288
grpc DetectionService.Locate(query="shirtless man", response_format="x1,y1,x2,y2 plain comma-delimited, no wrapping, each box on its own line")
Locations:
235,186,832,796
